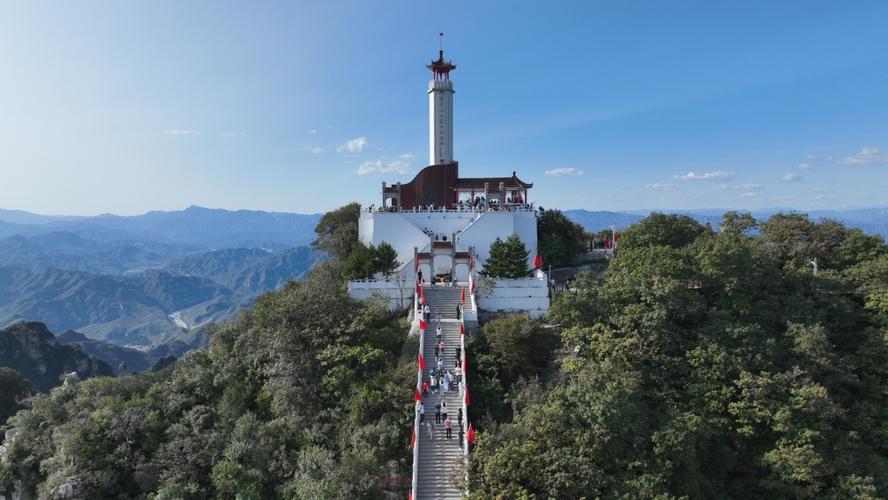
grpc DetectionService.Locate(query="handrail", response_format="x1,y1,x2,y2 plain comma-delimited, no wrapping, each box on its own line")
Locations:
411,284,422,500
460,277,473,494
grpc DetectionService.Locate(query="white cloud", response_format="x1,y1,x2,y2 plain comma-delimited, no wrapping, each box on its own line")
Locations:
545,167,584,176
399,153,416,160
714,183,763,191
220,131,245,137
797,162,813,171
782,173,801,182
740,192,758,198
162,129,199,136
840,147,888,166
645,182,674,190
770,195,794,202
357,160,412,175
307,129,318,134
673,170,733,181
337,136,368,154
304,145,326,154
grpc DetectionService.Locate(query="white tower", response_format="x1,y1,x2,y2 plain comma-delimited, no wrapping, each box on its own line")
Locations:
427,50,456,166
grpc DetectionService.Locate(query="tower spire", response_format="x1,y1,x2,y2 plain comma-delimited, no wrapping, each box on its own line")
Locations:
427,41,455,165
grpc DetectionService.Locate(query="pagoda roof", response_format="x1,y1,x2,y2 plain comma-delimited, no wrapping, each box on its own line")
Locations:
426,50,456,73
453,171,533,190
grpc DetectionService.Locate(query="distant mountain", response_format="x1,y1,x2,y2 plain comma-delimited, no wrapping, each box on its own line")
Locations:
166,246,323,294
0,266,238,347
565,208,888,239
0,321,112,391
0,232,187,274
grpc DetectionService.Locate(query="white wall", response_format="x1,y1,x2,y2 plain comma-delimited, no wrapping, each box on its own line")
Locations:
476,272,550,318
457,211,538,269
347,279,413,311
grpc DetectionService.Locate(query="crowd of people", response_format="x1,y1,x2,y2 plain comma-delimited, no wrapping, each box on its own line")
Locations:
416,309,465,447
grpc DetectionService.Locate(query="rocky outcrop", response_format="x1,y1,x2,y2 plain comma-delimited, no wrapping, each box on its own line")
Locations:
0,321,112,391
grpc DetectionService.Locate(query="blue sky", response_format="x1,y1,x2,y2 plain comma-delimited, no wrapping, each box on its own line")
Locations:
1,1,887,216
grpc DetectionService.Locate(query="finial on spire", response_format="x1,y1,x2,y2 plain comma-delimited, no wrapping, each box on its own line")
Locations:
427,34,456,80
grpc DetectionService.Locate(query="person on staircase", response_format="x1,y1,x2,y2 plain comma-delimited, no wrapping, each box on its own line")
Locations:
435,401,442,424
456,304,461,320
444,416,453,439
430,374,437,396
455,346,461,367
441,401,448,422
435,325,442,342
426,421,434,441
422,378,429,397
417,402,425,423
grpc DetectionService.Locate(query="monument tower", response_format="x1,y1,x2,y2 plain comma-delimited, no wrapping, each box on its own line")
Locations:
427,49,455,166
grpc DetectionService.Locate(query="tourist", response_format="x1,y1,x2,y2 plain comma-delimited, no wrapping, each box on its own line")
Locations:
435,401,442,423
438,340,445,355
418,269,423,283
436,325,442,341
457,408,463,427
444,416,453,439
441,401,448,421
430,375,437,395
423,304,430,322
422,379,429,397
455,346,461,364
458,427,464,448
456,304,461,319
426,421,434,441
444,371,451,391
442,375,449,395
437,357,444,372
417,402,425,423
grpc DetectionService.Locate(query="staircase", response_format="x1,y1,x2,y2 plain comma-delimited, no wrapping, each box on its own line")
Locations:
416,285,465,499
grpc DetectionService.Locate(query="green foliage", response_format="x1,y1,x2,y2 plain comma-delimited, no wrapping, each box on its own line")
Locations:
373,241,399,277
0,281,413,498
469,214,888,498
482,234,530,279
312,202,361,259
537,209,586,268
0,368,33,424
342,241,376,280
621,212,711,249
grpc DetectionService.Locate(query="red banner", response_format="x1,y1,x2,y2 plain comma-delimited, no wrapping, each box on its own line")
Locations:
410,427,415,449
414,387,422,402
415,281,420,294
420,287,426,304
470,281,475,294
459,323,464,336
417,353,425,371
533,253,543,269
467,424,475,444
419,319,427,331
464,385,470,406
460,288,465,303
462,353,467,373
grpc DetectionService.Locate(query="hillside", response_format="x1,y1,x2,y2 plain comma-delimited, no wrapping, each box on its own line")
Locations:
0,321,112,391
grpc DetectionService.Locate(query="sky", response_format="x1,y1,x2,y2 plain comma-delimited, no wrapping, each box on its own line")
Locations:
1,1,887,216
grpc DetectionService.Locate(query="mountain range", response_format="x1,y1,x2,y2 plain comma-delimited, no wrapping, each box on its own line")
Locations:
0,204,885,380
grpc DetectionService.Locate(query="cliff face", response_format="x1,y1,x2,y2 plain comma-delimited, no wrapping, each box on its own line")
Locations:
0,321,112,391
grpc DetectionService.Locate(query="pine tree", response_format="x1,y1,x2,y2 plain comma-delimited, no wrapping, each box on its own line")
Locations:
482,234,530,278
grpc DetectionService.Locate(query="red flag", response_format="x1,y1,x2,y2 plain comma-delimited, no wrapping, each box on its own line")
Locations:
408,490,413,500
463,353,467,373
464,385,470,406
414,387,422,402
467,424,475,444
414,257,419,271
469,256,474,270
415,281,420,294
420,287,426,304
471,281,476,294
533,253,543,269
410,427,416,449
460,288,465,303
417,353,425,371
459,323,464,336
604,238,610,249
419,319,427,331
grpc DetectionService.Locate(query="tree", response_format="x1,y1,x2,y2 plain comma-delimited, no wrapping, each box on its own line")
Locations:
312,202,361,259
482,234,530,279
342,242,375,280
537,209,586,268
720,211,758,236
372,241,399,277
620,212,711,249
